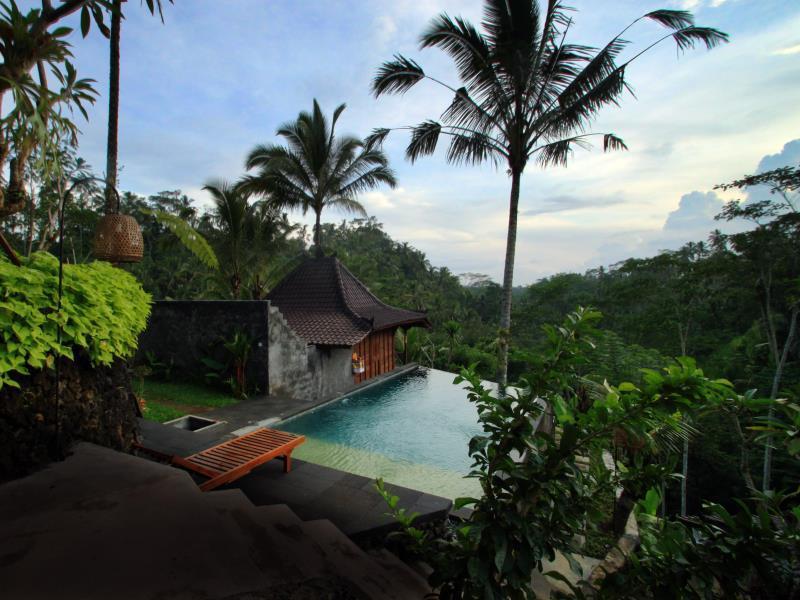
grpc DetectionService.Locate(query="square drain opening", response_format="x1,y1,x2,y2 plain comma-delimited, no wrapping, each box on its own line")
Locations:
165,415,221,432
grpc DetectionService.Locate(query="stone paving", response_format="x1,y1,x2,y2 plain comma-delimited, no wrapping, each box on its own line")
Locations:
227,457,451,541
139,418,451,541
137,363,452,543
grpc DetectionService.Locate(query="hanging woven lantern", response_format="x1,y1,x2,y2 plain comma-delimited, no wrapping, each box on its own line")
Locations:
93,213,144,263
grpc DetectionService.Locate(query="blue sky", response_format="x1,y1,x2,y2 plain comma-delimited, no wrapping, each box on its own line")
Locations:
28,0,800,284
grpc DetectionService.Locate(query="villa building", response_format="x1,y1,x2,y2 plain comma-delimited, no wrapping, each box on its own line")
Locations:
266,255,430,399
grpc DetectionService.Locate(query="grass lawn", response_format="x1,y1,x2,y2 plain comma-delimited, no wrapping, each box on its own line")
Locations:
137,379,239,423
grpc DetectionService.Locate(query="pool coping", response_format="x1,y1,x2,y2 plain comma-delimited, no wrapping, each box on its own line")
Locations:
275,362,421,425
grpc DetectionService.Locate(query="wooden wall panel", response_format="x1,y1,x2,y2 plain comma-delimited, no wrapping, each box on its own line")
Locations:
352,329,396,384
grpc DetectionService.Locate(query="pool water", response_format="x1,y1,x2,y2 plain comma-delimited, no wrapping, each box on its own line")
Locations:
278,367,487,499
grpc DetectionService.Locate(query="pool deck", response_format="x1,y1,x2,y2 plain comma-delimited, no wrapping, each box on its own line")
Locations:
138,419,451,541
136,362,452,541
227,458,451,541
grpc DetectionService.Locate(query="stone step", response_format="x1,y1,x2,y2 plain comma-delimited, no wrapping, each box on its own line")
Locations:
0,444,297,599
204,489,305,530
300,519,431,599
370,547,431,593
2,443,431,599
255,502,303,526
204,487,257,515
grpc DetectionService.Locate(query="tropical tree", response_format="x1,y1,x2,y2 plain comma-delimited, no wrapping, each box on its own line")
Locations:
369,0,728,386
0,1,111,266
714,164,800,491
203,180,252,298
242,99,397,255
103,0,172,211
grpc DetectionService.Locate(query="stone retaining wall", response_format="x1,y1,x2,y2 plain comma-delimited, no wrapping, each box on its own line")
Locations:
137,300,270,393
0,350,138,481
267,305,314,399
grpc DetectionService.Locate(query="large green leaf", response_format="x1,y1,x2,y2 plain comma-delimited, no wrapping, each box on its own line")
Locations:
142,209,219,270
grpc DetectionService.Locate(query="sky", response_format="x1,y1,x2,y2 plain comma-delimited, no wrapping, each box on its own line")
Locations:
25,0,800,284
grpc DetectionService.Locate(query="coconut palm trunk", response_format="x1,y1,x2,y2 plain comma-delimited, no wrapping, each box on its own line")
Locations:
104,0,121,213
314,207,323,256
498,168,522,387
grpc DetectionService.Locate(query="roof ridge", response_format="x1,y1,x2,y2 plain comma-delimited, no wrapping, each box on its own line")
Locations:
335,258,393,312
331,257,373,328
267,255,429,345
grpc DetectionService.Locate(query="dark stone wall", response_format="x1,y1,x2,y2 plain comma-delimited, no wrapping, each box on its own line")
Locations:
137,301,270,393
0,350,138,482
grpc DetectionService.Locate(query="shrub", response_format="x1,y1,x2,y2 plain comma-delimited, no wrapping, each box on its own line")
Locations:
0,252,152,389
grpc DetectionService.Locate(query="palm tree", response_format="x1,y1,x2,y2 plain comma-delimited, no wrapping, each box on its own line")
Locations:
370,0,728,387
242,99,397,255
103,0,121,211
203,180,253,298
104,0,172,211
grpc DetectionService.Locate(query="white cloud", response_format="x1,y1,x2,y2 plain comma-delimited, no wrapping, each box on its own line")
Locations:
679,0,731,8
773,43,800,56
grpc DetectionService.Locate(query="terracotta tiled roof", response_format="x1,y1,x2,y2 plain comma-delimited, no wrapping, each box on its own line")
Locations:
267,256,430,346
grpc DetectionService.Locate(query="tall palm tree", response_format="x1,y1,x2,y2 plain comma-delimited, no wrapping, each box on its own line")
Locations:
103,0,121,211
104,0,172,212
242,99,397,255
204,180,252,298
370,0,728,387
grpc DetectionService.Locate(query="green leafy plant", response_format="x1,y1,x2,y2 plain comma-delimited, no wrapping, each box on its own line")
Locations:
0,251,151,389
597,490,800,599
379,308,736,599
200,356,225,385
224,330,252,399
140,208,219,270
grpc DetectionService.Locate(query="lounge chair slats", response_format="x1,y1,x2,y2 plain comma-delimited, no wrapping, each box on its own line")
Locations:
171,427,305,492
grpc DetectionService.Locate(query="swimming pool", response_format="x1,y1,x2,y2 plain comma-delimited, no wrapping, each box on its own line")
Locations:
278,367,487,499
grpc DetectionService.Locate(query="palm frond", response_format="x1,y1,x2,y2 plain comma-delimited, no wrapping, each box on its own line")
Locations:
330,102,346,132
326,196,368,217
419,13,509,121
482,0,541,63
556,38,628,107
603,133,627,152
372,55,425,97
365,128,391,150
442,87,499,134
406,120,442,163
534,135,593,168
337,165,397,197
544,65,630,138
244,143,286,170
672,26,729,51
644,9,694,31
142,208,219,270
446,130,501,166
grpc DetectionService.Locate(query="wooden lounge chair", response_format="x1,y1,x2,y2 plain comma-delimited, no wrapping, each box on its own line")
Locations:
171,427,306,492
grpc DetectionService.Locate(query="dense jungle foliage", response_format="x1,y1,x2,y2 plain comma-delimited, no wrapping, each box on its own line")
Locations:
3,148,798,516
